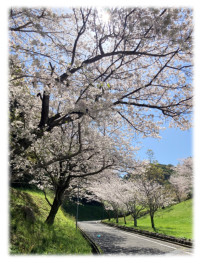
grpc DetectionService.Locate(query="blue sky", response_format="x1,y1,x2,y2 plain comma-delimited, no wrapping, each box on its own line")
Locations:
135,127,192,166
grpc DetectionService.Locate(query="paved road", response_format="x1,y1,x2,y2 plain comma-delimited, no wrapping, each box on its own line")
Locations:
78,221,193,255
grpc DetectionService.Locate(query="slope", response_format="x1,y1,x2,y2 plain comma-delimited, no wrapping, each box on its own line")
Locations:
104,199,193,239
10,188,92,254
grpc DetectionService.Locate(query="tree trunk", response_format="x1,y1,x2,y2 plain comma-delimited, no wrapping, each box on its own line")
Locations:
150,213,155,230
133,217,137,227
107,211,111,221
124,215,126,225
176,193,181,203
39,91,49,128
116,212,119,223
45,187,65,225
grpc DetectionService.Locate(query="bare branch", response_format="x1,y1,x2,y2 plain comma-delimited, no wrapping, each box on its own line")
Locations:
71,9,92,66
43,190,53,207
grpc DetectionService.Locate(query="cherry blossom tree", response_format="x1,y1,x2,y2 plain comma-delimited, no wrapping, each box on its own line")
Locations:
82,164,150,225
169,175,190,203
10,58,136,225
123,159,173,229
9,7,193,224
9,7,192,155
169,157,193,202
121,180,145,227
9,67,136,225
135,177,172,230
174,157,193,181
29,120,135,225
83,172,128,223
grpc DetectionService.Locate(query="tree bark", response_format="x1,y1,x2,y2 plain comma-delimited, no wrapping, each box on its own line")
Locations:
150,213,155,230
176,192,181,203
39,91,49,128
124,215,126,225
133,217,137,227
45,187,65,225
116,212,119,223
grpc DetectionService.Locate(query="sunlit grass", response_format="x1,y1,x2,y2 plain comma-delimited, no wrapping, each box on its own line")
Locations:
10,188,92,254
104,199,193,239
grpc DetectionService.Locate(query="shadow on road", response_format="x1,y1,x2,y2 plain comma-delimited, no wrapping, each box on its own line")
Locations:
87,229,166,255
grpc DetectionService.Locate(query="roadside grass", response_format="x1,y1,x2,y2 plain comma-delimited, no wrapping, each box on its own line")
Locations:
10,188,92,254
103,199,193,239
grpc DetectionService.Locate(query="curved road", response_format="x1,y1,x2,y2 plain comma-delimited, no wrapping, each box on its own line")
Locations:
78,221,193,255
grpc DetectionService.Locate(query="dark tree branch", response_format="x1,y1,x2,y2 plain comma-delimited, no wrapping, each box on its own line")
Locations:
71,162,114,178
71,9,91,66
9,21,32,31
46,111,84,131
82,50,178,65
10,9,46,31
57,48,179,84
114,49,179,103
48,113,61,125
39,91,50,128
114,97,192,117
166,64,192,71
49,62,55,76
117,111,145,133
43,190,53,207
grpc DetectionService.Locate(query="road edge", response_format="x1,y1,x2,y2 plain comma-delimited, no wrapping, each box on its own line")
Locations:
78,226,102,254
101,221,193,248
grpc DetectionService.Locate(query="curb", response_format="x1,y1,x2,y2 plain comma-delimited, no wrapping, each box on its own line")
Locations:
78,226,102,254
101,221,193,248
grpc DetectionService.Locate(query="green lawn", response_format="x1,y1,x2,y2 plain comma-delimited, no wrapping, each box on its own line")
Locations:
103,199,193,239
10,188,92,254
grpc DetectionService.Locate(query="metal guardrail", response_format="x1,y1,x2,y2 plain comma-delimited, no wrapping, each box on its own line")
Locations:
78,226,102,254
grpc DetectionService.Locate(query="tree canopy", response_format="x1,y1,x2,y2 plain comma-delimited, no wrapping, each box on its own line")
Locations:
9,7,193,224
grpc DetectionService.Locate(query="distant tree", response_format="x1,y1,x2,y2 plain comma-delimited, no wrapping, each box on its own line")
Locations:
156,164,174,180
122,180,145,227
169,175,190,202
83,172,128,223
136,177,172,230
123,160,150,180
142,150,169,183
169,157,193,201
144,162,165,184
175,157,193,182
146,149,155,163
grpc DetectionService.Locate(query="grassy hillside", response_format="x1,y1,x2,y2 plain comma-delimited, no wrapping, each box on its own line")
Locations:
10,188,92,254
103,199,193,239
